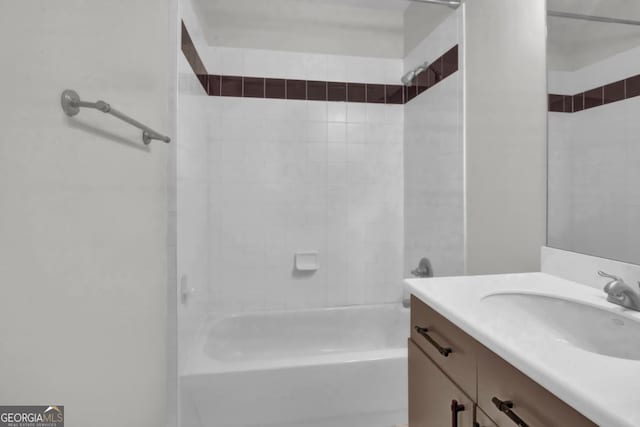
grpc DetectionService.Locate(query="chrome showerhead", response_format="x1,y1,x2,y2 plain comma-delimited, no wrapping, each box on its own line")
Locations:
401,70,416,86
401,61,430,86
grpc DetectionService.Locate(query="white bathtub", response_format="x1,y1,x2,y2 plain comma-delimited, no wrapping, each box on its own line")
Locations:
181,304,409,427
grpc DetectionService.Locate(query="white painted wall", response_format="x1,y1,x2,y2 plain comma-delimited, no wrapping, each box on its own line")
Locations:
548,0,640,71
548,47,640,265
403,11,465,277
549,44,640,94
403,2,456,56
0,1,172,426
202,47,402,84
464,0,548,274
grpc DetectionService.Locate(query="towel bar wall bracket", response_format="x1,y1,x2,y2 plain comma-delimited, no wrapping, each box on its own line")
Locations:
60,89,171,145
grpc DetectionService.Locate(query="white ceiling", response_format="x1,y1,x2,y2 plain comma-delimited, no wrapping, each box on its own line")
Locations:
288,0,410,11
191,0,640,71
191,0,445,58
548,0,640,70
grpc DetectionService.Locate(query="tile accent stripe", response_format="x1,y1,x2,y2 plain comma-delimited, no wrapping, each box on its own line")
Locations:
181,21,458,105
181,22,209,93
549,73,640,113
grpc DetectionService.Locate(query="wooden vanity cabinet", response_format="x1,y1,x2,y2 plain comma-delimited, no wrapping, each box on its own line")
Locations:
409,295,598,427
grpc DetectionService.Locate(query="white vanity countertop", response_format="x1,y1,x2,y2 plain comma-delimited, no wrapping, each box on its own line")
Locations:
405,272,640,427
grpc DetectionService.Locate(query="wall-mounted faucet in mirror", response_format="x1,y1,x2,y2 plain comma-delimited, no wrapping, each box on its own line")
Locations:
547,0,640,265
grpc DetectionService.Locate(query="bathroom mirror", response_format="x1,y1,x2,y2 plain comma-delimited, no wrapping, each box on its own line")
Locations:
547,0,640,264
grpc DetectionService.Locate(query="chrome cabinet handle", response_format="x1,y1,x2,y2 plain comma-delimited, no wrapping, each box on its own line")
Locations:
450,400,465,427
492,397,530,427
414,326,452,357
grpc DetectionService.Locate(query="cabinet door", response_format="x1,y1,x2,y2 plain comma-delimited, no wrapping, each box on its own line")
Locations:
474,406,498,427
409,339,473,427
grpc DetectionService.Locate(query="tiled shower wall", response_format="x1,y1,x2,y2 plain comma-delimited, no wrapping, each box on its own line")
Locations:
206,91,404,313
199,44,405,313
404,10,464,277
179,10,463,314
548,45,640,264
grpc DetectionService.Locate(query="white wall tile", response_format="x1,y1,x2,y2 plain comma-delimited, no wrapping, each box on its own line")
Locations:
366,103,387,124
328,142,347,162
306,101,328,122
347,123,367,144
347,103,367,123
328,103,347,123
207,94,403,312
548,96,640,265
403,13,464,278
328,122,347,143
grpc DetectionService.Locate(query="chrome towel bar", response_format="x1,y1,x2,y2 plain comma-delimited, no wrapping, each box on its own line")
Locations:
60,89,171,145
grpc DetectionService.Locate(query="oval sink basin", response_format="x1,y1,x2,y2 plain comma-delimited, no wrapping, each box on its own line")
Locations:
481,292,640,360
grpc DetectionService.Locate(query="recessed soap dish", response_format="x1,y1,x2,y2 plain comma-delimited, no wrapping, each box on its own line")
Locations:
295,252,319,271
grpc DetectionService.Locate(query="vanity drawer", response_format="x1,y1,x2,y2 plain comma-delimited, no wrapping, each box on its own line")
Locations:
410,295,477,398
477,345,597,427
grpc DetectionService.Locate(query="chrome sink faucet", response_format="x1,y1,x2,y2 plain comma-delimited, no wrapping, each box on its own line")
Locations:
599,271,640,312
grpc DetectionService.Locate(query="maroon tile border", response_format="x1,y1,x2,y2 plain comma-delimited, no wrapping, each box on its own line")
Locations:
627,75,640,98
548,94,565,112
265,78,285,99
328,82,347,102
604,80,624,105
243,77,265,98
584,87,603,109
221,76,243,97
208,75,221,96
573,93,584,112
181,21,458,105
386,85,404,104
181,22,208,93
366,84,386,104
549,73,640,113
286,79,307,100
347,83,366,103
308,81,327,101
442,46,459,79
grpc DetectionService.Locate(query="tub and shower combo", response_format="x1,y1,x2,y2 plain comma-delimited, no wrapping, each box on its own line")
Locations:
181,303,409,427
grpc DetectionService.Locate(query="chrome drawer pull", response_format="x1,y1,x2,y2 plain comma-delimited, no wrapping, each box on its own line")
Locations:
492,397,530,427
414,326,452,357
